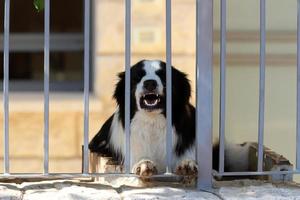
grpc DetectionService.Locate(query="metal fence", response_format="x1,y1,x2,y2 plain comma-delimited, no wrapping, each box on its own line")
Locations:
2,0,300,191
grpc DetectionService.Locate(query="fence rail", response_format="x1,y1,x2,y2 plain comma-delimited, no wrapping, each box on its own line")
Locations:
124,0,131,175
257,0,266,173
1,0,300,190
297,0,300,171
83,0,90,175
3,0,10,175
196,0,213,190
43,0,50,175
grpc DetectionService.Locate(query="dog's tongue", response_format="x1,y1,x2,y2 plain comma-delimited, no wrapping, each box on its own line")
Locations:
143,94,160,106
145,99,156,104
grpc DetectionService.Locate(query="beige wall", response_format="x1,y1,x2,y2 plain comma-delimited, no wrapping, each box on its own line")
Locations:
0,94,103,173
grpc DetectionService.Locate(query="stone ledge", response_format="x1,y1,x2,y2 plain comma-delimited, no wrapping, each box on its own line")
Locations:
1,180,300,200
0,93,102,112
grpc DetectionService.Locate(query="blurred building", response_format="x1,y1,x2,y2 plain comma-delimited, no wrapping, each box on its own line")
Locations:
0,0,299,175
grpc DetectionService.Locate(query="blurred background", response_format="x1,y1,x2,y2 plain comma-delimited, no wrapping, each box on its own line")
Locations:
0,0,299,182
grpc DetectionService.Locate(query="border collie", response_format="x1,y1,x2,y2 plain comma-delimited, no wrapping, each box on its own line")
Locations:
89,60,250,177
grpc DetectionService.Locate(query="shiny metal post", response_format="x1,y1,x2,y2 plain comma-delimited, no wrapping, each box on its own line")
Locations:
219,0,226,174
3,0,10,175
196,0,214,190
83,0,90,174
297,0,300,170
43,0,50,174
124,0,131,174
257,0,266,172
165,0,173,174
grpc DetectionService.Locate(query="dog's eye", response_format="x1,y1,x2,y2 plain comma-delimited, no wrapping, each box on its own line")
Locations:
156,70,165,77
155,70,166,83
138,70,146,77
133,70,146,83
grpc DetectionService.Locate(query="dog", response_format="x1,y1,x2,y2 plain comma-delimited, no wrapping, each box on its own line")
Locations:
89,60,250,177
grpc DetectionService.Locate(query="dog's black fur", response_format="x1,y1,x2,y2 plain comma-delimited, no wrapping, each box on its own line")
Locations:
88,60,241,174
89,60,196,156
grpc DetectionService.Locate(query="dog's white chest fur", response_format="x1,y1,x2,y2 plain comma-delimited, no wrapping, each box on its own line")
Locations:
130,111,167,172
110,109,169,172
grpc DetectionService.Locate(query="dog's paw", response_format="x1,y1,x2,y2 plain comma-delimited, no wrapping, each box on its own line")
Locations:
132,159,158,177
175,159,198,176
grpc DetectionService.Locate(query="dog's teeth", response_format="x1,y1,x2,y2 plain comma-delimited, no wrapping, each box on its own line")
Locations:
144,99,158,106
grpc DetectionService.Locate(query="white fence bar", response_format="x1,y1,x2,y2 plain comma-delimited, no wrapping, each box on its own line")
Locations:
257,0,266,172
124,0,131,174
83,0,91,174
43,0,50,175
196,0,213,190
3,0,10,175
219,0,226,174
165,0,173,174
297,0,300,170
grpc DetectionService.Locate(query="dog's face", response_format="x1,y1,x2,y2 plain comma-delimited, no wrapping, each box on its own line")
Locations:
134,60,164,112
114,60,191,119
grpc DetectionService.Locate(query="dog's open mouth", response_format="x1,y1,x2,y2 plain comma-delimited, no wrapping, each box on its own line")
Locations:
140,93,161,110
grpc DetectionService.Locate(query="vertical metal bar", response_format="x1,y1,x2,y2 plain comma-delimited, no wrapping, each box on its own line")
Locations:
257,0,266,172
83,0,90,174
165,0,173,174
43,0,50,175
196,0,213,190
124,0,131,174
297,0,300,170
218,0,226,174
3,0,10,175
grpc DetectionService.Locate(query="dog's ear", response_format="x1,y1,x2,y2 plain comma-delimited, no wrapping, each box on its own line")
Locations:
172,67,191,106
113,72,125,107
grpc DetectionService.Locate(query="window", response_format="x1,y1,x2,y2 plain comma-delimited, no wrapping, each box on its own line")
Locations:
0,0,87,91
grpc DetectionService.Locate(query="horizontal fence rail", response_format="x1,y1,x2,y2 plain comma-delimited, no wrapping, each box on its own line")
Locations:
1,0,300,191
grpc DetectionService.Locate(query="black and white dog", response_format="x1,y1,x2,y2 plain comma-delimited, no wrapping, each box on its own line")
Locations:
89,60,250,177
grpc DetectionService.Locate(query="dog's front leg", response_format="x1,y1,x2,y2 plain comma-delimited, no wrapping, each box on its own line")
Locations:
175,159,198,176
132,159,158,178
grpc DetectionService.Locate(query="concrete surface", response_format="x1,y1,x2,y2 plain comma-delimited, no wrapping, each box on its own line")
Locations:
1,179,300,200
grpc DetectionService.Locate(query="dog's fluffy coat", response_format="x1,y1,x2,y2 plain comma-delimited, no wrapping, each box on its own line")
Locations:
89,60,250,176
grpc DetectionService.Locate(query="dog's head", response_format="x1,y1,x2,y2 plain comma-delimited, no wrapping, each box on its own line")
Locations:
114,60,191,119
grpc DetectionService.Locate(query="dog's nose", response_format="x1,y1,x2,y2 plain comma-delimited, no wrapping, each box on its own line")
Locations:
143,80,157,91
